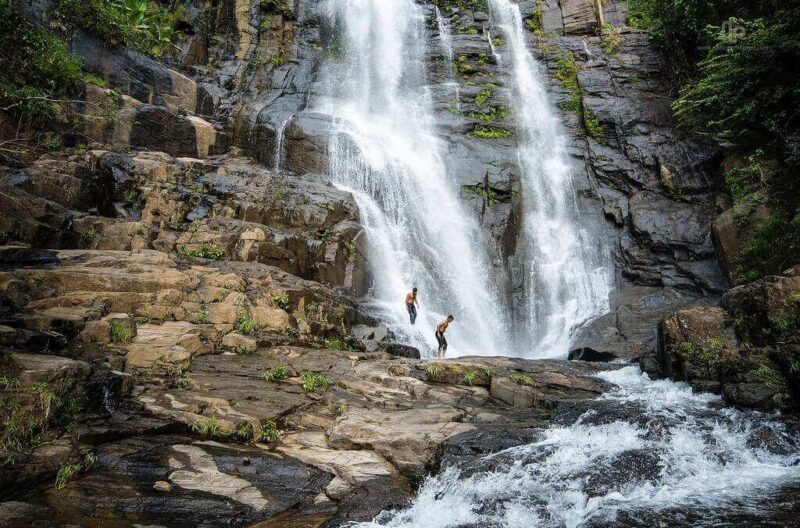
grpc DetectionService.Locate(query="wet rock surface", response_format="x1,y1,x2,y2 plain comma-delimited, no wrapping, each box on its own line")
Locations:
1,0,795,525
641,268,800,411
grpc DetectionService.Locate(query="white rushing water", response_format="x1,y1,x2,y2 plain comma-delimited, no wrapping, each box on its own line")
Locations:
348,366,800,528
489,0,611,357
316,0,512,357
314,0,610,358
435,7,461,110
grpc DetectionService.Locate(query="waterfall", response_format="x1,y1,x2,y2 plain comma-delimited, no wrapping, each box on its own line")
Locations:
349,366,800,527
273,112,294,170
435,7,454,64
435,7,461,110
316,0,512,357
489,0,611,357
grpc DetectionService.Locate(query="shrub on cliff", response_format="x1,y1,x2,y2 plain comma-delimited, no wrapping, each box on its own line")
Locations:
56,0,181,58
629,0,800,282
0,0,84,160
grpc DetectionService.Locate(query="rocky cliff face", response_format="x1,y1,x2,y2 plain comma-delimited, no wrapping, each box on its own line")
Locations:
205,0,727,359
1,0,794,525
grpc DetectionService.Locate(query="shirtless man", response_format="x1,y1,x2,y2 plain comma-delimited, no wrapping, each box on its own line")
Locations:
435,315,454,359
405,287,419,325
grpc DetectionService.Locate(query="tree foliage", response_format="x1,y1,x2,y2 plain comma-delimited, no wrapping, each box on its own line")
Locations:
628,0,800,281
0,0,83,122
673,11,800,168
56,0,180,58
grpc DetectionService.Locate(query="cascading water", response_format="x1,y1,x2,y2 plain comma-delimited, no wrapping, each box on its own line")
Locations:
273,112,294,170
489,0,611,357
435,7,461,111
349,366,800,528
316,0,511,357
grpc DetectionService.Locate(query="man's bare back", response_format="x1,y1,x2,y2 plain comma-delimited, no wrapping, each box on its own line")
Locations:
436,318,450,334
405,291,418,306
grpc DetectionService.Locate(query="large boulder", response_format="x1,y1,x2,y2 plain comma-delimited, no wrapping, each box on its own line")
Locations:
643,275,799,411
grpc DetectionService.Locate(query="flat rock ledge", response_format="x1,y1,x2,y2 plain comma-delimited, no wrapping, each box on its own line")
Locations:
1,344,617,527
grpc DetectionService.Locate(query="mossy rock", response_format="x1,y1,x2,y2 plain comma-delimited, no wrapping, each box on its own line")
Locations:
422,361,493,387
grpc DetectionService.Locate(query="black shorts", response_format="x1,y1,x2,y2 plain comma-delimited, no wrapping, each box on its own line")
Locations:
435,331,447,349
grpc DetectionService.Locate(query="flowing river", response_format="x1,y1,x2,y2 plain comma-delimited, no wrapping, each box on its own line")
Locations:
311,3,800,526
348,366,800,527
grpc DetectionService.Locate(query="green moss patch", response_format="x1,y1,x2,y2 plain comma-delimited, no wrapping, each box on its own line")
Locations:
468,125,513,139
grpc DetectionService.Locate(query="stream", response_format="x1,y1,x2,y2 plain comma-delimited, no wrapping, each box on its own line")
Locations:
349,366,800,528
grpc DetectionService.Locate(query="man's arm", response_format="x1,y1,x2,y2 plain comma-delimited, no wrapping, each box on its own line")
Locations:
414,295,419,308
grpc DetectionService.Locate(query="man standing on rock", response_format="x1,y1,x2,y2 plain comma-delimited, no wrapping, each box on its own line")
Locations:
405,287,419,325
436,315,454,359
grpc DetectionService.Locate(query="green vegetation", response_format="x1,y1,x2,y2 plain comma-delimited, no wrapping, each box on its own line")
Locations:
305,301,321,319
271,294,291,311
109,320,134,344
257,420,280,444
56,0,180,58
197,304,209,324
673,340,729,377
234,343,257,355
558,99,582,112
735,212,800,284
0,0,184,163
322,337,344,350
448,98,460,114
0,0,83,140
628,0,800,282
325,401,347,418
425,362,444,380
475,89,493,108
300,371,330,393
80,228,100,248
469,124,513,139
191,415,221,437
462,370,479,386
464,184,506,206
55,462,83,489
235,422,254,441
235,310,257,335
174,371,191,390
705,336,728,352
492,36,504,47
467,105,508,122
509,373,534,386
554,49,580,94
583,113,603,138
0,376,20,390
284,326,300,338
456,55,476,76
725,151,763,201
179,243,226,260
552,49,594,134
525,7,543,33
263,364,290,382
600,23,623,54
753,365,785,389
269,46,288,67
1,378,85,459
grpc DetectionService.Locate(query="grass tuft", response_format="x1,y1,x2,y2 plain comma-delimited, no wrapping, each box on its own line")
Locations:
299,371,330,393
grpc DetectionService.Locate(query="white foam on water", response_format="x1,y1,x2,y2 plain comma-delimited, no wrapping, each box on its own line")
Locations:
488,0,612,357
348,366,800,528
315,0,512,357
